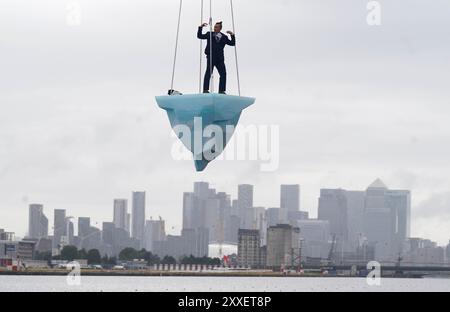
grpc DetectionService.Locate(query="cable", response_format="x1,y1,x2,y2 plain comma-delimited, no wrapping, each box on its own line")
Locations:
209,0,214,93
230,0,241,96
199,0,204,93
170,0,183,91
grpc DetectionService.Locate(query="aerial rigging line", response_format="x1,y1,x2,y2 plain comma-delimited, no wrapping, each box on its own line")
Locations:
170,0,183,92
199,0,204,93
230,0,241,96
209,0,214,93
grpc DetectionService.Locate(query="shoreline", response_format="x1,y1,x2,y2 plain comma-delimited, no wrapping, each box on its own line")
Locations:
0,269,425,278
0,269,324,277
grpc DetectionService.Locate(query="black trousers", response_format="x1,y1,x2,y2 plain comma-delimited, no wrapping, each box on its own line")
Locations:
203,57,227,93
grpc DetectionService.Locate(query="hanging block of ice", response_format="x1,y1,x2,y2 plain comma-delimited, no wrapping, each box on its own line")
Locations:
155,93,256,171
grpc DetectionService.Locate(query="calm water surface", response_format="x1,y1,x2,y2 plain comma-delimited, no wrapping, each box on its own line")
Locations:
0,276,449,292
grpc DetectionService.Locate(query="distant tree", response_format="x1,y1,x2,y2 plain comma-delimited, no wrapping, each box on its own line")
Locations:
147,253,160,265
77,249,88,259
181,255,196,265
35,251,52,261
101,255,117,265
161,255,176,265
209,257,221,265
61,245,78,261
87,249,102,264
137,248,148,260
118,247,138,261
133,249,160,265
180,255,221,265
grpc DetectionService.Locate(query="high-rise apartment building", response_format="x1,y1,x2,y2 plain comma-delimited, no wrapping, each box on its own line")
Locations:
28,204,48,239
266,224,301,268
53,209,66,249
238,229,262,268
132,191,146,246
113,199,128,231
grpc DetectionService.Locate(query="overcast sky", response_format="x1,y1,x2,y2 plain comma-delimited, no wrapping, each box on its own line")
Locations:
1,0,449,245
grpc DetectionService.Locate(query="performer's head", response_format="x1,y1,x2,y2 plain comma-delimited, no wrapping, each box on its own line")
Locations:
214,21,223,33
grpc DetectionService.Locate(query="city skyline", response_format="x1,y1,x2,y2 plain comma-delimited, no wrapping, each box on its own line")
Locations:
1,179,448,271
3,179,449,248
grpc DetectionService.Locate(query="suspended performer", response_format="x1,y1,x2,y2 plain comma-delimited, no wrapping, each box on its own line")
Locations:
198,21,235,94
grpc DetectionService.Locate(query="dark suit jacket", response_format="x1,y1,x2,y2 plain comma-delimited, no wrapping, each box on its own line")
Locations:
197,27,236,61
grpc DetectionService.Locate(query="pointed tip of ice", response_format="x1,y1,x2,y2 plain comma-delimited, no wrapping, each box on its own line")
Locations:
194,159,209,172
156,93,256,172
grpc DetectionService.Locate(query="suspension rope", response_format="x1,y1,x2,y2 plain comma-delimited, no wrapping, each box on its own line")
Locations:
199,0,204,93
209,0,214,93
230,0,241,96
170,0,183,91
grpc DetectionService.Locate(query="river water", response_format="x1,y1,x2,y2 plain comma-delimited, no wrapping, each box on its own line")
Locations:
0,276,449,292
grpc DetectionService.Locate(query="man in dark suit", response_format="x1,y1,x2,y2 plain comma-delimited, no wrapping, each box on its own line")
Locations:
197,21,235,94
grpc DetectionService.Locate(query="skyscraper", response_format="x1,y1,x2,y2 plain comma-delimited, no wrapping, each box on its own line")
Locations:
345,190,366,250
297,219,331,259
318,189,348,243
238,229,261,268
143,219,166,251
194,182,211,199
102,222,115,246
77,217,101,251
181,228,209,258
183,182,235,244
132,191,146,246
182,192,199,230
68,220,74,245
206,192,231,244
113,199,128,230
78,217,91,238
266,224,301,268
387,189,411,252
183,185,209,232
28,204,48,239
226,215,240,243
280,185,300,222
364,179,411,261
126,213,131,233
231,199,239,217
238,184,253,227
53,209,66,249
318,179,411,261
265,208,280,227
446,240,450,262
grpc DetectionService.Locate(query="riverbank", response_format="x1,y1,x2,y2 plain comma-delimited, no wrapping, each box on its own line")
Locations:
0,268,428,278
0,268,334,277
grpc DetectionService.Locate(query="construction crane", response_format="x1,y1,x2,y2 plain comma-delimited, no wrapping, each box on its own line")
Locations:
320,234,337,275
394,252,404,276
327,234,337,265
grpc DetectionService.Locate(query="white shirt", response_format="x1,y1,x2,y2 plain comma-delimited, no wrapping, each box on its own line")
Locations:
214,32,222,41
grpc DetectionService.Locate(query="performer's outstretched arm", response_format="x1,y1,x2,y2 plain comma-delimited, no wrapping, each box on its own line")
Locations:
225,31,236,46
197,23,209,39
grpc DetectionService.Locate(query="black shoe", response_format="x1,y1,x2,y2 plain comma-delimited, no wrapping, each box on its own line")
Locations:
168,89,182,96
219,91,227,95
203,90,210,94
